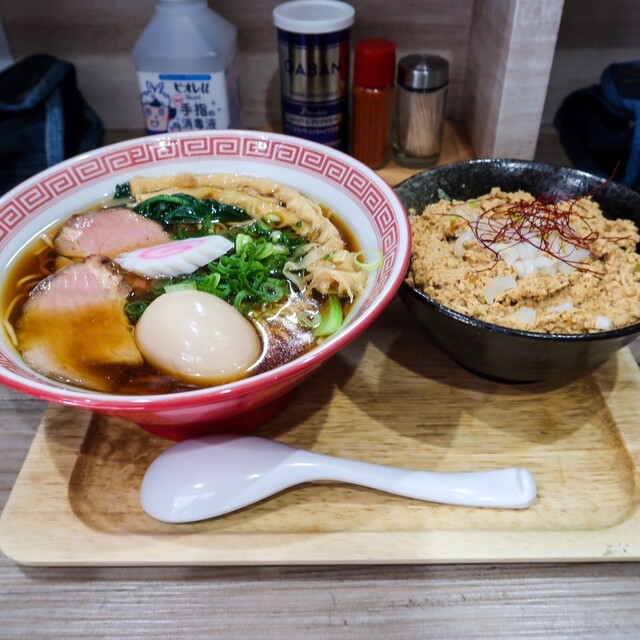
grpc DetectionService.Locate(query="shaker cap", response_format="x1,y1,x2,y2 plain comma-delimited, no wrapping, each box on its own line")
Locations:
354,39,396,88
273,0,355,34
397,54,449,90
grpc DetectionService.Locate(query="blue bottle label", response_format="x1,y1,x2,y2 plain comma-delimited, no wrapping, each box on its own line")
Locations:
277,28,350,149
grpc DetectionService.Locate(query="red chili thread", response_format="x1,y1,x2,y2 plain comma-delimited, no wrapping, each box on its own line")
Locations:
450,177,629,274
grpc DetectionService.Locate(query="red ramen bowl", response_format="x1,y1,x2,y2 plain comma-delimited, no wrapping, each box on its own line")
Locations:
0,130,410,439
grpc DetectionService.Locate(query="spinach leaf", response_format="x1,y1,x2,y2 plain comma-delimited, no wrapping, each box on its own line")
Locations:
134,193,250,237
114,182,131,199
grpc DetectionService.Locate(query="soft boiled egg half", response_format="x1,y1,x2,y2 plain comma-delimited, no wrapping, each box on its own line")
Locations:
135,290,262,385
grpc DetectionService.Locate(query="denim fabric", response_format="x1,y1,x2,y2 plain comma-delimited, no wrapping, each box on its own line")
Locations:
600,61,640,190
554,60,640,192
0,54,104,195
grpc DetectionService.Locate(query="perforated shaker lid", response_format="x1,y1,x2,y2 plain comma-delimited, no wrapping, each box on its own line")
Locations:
397,54,449,90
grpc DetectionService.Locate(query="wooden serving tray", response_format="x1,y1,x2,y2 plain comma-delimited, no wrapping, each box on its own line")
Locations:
1,298,640,566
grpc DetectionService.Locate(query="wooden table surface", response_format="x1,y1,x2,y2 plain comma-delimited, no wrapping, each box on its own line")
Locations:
2,124,640,639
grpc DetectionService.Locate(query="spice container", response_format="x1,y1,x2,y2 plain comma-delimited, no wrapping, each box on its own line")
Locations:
132,0,242,135
273,0,355,150
393,54,449,167
351,39,396,168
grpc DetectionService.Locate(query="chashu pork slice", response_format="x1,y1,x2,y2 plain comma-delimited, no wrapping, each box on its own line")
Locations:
15,255,143,392
54,207,170,259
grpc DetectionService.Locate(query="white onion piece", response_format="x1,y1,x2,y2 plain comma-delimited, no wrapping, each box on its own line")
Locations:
452,206,477,222
564,246,590,263
474,220,494,240
558,261,575,275
595,315,612,330
484,275,517,304
534,255,558,275
549,301,574,313
499,245,520,265
516,242,539,261
454,230,475,257
547,234,563,255
513,260,535,279
512,306,536,325
116,235,233,278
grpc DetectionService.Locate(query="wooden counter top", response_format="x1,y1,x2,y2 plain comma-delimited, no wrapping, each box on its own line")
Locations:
1,123,639,638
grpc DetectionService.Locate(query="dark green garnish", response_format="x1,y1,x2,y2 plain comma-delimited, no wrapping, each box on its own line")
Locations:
134,193,250,238
125,299,151,323
114,182,131,199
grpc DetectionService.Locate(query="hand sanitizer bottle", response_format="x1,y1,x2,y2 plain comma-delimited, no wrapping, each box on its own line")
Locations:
133,0,242,135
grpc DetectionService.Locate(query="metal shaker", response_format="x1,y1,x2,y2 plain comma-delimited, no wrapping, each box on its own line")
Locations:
392,54,449,167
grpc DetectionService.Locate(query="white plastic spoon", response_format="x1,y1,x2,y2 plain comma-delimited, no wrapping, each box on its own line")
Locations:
140,435,537,523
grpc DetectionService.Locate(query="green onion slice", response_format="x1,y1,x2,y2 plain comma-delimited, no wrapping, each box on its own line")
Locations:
355,249,384,270
298,309,322,329
164,282,198,293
